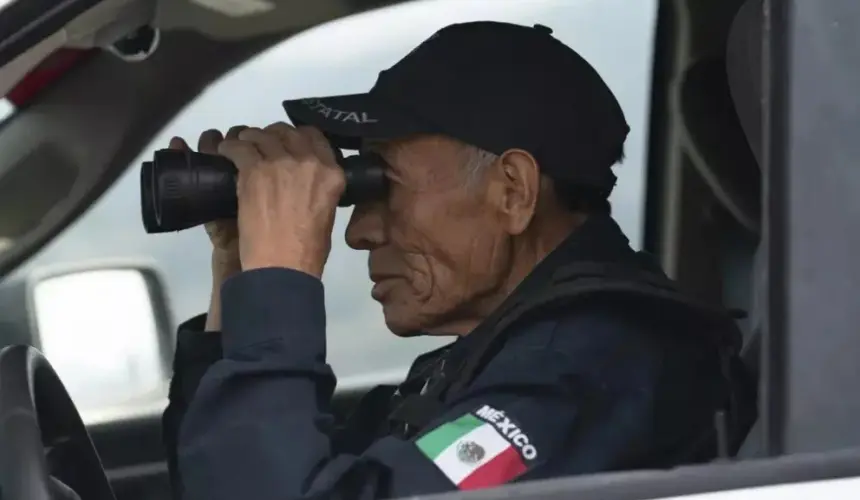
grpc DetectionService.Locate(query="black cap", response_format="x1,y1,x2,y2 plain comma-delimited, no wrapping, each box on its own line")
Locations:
283,21,629,195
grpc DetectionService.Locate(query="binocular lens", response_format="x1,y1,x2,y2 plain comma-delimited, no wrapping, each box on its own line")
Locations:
140,147,389,234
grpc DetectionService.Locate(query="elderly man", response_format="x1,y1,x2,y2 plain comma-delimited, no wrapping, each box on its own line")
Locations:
162,21,756,500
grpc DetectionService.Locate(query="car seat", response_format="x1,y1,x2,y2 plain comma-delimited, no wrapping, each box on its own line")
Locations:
679,0,765,458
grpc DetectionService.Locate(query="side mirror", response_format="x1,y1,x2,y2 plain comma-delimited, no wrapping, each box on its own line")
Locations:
0,260,175,418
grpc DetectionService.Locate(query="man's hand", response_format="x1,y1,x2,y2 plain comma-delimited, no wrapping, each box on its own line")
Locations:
168,127,244,272
169,127,247,331
217,123,345,279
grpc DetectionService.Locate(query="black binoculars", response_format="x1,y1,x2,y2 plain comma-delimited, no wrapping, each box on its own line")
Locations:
140,146,388,234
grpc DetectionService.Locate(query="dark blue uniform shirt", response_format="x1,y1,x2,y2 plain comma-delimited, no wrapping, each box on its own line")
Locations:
163,217,755,500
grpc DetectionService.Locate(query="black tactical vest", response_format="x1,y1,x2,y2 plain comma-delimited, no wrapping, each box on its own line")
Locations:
383,257,757,460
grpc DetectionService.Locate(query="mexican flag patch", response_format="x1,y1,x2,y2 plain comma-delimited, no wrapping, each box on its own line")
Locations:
415,405,535,490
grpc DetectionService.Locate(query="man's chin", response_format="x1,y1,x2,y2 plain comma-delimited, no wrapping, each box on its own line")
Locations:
383,314,462,338
379,300,465,337
383,316,425,337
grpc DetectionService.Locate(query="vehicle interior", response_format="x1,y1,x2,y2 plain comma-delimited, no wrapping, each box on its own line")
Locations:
0,0,857,499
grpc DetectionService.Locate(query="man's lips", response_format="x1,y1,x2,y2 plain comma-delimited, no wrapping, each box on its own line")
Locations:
369,270,400,283
369,274,399,300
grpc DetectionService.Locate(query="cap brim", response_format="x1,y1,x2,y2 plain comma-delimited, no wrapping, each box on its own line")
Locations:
283,93,429,150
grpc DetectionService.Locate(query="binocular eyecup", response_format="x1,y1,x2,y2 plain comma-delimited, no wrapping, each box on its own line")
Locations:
140,148,388,234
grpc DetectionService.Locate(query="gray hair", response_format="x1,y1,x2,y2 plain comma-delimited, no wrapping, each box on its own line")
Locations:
461,146,499,187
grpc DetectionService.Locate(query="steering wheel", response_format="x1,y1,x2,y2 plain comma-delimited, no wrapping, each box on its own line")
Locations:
0,345,115,500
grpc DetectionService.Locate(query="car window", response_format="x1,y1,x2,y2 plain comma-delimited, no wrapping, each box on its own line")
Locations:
14,0,658,412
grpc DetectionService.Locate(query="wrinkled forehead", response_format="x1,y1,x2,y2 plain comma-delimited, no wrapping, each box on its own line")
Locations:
359,135,473,185
359,134,476,180
360,135,469,155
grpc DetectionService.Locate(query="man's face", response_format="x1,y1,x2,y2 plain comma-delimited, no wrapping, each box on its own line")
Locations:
345,135,517,336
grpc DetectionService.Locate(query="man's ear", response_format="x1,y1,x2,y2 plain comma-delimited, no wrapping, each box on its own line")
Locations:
485,149,540,236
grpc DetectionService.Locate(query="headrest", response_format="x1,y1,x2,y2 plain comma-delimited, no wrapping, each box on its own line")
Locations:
681,58,761,231
678,0,764,233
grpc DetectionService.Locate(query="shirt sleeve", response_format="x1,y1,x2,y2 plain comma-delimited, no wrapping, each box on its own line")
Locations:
162,314,222,499
176,268,678,500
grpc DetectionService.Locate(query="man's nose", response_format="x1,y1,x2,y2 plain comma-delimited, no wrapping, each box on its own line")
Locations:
345,202,387,250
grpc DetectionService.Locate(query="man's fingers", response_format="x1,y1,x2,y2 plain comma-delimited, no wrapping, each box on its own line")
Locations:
298,125,338,165
264,122,314,157
263,121,295,140
218,139,262,170
198,129,224,155
168,137,189,151
238,127,286,158
205,218,239,239
264,122,337,164
226,125,249,141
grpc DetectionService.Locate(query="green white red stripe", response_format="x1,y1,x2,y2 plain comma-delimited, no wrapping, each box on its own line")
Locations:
416,411,528,490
